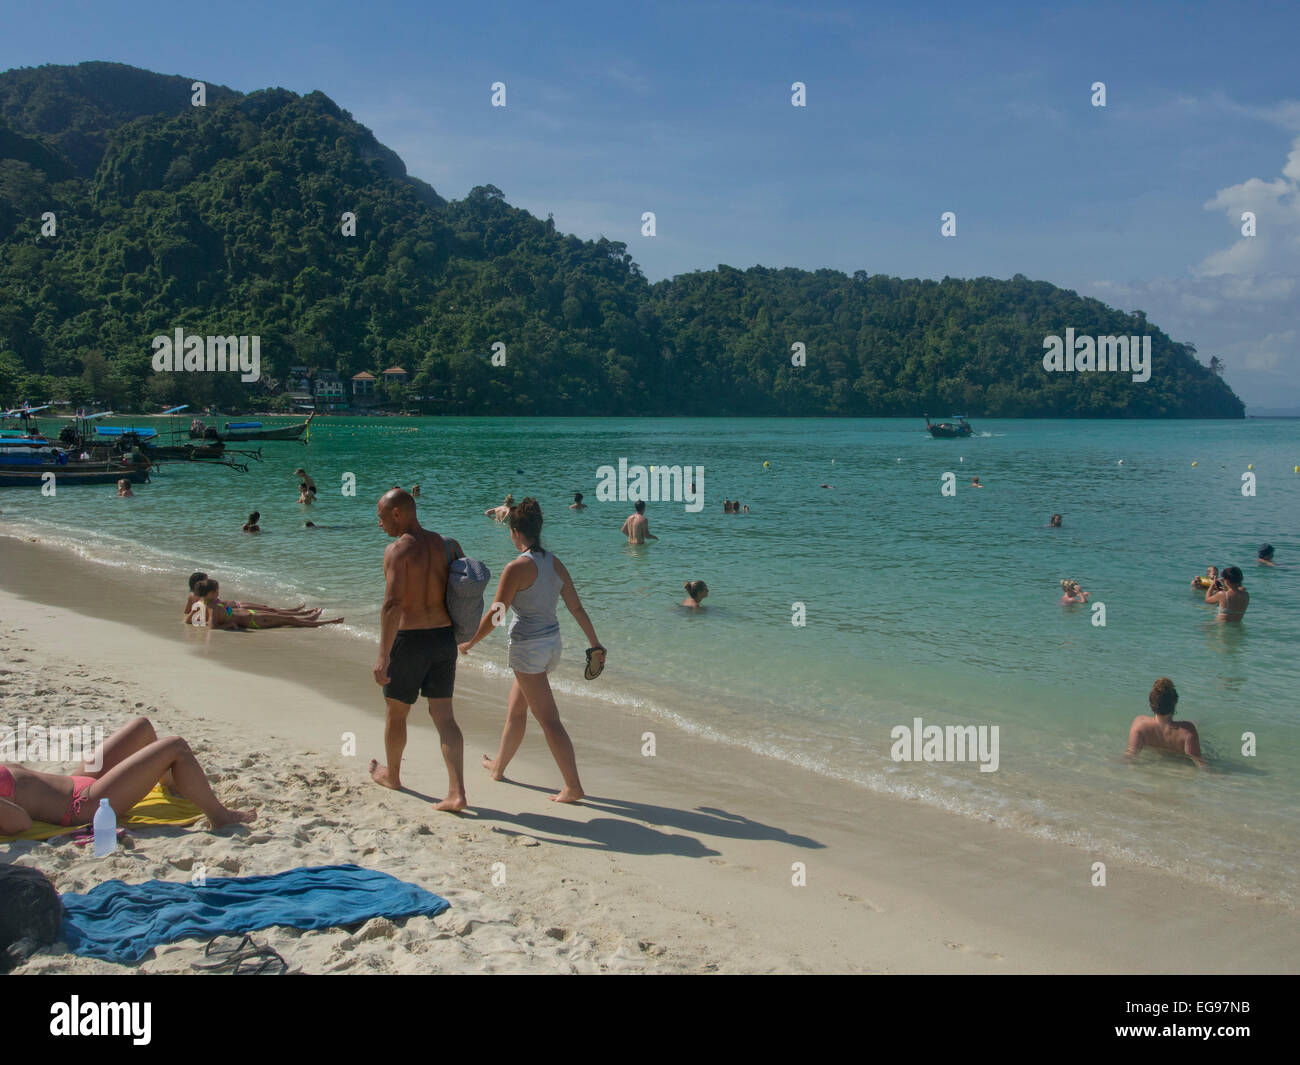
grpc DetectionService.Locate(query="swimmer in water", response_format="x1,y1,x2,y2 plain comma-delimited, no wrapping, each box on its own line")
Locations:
1258,543,1276,567
621,499,657,544
1059,579,1089,605
971,476,984,488
1048,513,1062,527
1204,566,1248,622
1191,565,1218,590
412,484,421,499
681,580,709,609
242,510,261,533
1125,677,1208,769
485,493,514,522
116,479,134,497
570,492,586,511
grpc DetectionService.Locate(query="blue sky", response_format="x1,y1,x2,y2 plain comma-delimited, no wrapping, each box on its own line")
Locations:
3,0,1299,408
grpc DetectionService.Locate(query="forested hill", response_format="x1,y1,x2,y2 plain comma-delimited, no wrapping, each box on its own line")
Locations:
0,62,1243,418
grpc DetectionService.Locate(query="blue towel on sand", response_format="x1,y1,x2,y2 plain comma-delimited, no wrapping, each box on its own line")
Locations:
60,864,450,963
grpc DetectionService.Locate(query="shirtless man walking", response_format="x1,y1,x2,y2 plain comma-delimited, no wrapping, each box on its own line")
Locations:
1125,677,1209,769
371,488,467,810
621,499,658,544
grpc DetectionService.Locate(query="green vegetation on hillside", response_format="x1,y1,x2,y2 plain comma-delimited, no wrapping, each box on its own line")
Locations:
0,62,1243,418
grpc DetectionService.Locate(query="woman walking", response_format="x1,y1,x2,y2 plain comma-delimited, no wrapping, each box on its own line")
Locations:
458,498,604,802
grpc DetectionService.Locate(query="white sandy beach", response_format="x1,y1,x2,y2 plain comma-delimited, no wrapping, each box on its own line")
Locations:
2,533,1297,974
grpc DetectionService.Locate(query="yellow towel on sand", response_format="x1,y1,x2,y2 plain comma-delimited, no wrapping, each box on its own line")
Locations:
1,785,204,843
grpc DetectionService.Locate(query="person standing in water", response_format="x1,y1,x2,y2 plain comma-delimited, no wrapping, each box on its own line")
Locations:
1059,579,1089,605
459,498,604,803
485,493,514,522
621,499,657,543
570,492,586,511
1125,677,1208,769
1205,566,1249,622
371,489,467,811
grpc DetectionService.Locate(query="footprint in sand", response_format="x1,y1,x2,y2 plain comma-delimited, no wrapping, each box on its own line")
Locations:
944,941,1004,961
838,891,883,912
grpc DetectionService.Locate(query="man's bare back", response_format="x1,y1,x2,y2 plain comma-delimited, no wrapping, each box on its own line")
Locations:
622,513,655,544
385,527,452,630
372,489,466,809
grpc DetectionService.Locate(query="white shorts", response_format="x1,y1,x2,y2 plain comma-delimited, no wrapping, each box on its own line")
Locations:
507,634,562,674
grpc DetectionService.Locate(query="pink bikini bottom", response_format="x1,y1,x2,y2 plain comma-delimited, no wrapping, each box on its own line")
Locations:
61,776,98,827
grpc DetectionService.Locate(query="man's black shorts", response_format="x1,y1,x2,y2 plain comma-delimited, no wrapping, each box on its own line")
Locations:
383,626,457,703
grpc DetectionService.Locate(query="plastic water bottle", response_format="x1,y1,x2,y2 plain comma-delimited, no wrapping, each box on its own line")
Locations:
93,798,116,858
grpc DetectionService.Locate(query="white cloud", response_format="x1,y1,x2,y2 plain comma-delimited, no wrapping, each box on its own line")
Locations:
1199,138,1300,277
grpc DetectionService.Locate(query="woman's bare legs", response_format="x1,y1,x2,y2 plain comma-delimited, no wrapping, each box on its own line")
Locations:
512,671,584,802
75,716,176,790
482,679,530,780
237,612,343,629
85,736,254,827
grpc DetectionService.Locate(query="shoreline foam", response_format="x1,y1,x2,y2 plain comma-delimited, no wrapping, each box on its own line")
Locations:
1,518,1296,909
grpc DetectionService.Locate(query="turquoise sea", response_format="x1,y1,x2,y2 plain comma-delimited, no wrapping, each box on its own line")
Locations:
3,416,1297,902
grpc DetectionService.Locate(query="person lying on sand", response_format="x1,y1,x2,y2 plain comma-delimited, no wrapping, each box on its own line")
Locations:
0,716,256,834
195,579,343,630
182,572,321,624
1125,677,1209,769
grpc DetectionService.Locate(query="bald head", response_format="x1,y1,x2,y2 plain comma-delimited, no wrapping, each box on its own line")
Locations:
379,488,415,516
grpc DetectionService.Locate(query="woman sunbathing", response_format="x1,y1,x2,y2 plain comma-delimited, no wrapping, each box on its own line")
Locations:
196,579,343,630
0,717,255,834
182,571,322,625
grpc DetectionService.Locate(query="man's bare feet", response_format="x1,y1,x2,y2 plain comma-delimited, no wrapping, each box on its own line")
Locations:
434,792,467,812
481,754,506,781
211,807,257,828
369,758,401,789
551,786,584,803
